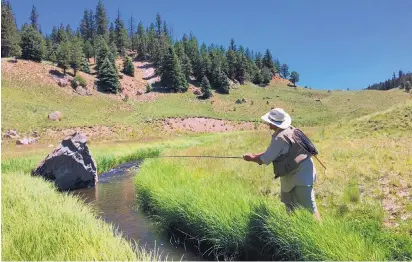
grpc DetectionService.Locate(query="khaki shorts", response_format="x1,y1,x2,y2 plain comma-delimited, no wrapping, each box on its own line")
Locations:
280,186,318,214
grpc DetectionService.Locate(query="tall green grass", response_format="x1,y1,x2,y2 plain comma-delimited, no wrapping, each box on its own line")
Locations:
1,171,154,261
134,131,412,260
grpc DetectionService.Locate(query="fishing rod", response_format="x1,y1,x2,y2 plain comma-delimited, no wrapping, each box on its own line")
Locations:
146,155,243,159
146,155,326,171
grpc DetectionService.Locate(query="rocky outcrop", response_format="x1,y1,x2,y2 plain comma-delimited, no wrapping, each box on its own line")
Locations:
31,132,98,191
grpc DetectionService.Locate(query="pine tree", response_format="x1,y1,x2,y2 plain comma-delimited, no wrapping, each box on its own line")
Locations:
80,10,90,41
280,64,289,79
56,23,67,44
155,13,162,37
65,24,74,41
129,14,135,51
56,41,71,74
110,41,118,60
114,10,128,55
262,49,274,72
45,38,57,63
1,1,21,58
163,20,168,36
226,49,237,80
83,40,93,61
236,53,248,84
262,67,272,85
186,34,200,72
181,53,192,81
109,22,115,44
95,37,109,71
254,52,263,69
70,38,84,76
201,75,212,98
50,26,58,43
81,57,91,74
290,71,300,87
97,56,120,93
229,38,236,51
253,70,263,85
161,46,188,92
20,24,45,62
30,5,39,31
95,0,108,38
136,21,147,59
274,59,281,73
88,9,96,41
122,55,135,76
218,71,230,94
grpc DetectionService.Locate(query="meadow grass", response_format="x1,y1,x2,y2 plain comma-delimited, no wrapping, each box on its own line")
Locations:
2,72,410,134
134,129,412,260
2,170,146,261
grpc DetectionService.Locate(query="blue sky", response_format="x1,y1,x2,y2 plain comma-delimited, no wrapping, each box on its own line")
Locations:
9,0,412,90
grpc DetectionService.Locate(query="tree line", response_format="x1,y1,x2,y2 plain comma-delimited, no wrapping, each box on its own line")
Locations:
366,70,412,92
1,0,300,96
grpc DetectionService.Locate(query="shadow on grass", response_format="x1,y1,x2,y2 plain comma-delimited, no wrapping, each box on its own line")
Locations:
148,81,174,94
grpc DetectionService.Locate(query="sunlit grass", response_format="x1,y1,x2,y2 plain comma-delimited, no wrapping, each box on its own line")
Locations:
135,129,412,260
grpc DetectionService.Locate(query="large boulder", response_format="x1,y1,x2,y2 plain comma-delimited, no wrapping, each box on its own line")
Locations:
48,111,62,121
31,132,98,191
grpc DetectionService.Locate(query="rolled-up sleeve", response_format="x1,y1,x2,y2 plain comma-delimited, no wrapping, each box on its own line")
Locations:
260,136,290,165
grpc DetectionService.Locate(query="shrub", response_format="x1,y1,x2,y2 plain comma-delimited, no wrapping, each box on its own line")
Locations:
71,75,87,88
146,83,152,93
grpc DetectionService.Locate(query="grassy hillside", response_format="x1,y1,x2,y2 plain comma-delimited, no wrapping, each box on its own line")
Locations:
2,59,410,138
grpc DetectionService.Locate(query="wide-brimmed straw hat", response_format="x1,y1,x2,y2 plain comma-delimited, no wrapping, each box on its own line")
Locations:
261,108,292,129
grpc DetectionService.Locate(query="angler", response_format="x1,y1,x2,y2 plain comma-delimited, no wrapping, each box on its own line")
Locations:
243,108,322,221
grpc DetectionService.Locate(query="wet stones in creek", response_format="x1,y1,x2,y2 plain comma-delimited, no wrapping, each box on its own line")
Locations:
31,132,98,191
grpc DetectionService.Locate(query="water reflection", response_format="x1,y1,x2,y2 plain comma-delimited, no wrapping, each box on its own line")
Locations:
72,162,203,261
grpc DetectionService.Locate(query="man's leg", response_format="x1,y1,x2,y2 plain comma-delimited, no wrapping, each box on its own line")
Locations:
280,188,298,213
293,186,321,221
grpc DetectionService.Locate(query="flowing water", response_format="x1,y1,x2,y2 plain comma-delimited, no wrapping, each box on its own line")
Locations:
73,161,203,261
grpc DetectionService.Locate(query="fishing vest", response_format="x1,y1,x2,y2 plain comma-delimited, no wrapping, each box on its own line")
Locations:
272,126,309,178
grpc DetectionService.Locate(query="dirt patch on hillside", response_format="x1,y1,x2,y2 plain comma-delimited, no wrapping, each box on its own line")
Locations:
272,73,293,85
1,58,161,101
163,117,266,133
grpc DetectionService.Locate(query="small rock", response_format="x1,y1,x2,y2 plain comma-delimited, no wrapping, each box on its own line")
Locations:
75,86,87,96
193,89,202,96
3,129,20,139
58,79,68,87
48,111,62,121
16,137,37,145
315,99,321,102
